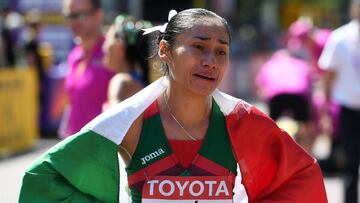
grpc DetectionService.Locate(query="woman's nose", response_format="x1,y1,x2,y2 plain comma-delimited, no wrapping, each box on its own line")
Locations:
201,51,217,69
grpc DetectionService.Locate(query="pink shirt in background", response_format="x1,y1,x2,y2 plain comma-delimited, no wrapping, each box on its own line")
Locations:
63,36,115,138
256,49,311,101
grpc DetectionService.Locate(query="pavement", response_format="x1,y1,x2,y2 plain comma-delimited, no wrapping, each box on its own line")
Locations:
0,138,60,203
0,138,351,203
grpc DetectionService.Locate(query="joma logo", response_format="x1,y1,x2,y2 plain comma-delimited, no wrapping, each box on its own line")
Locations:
141,148,165,165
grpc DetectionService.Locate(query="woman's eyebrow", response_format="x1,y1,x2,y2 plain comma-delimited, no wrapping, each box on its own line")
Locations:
192,36,229,45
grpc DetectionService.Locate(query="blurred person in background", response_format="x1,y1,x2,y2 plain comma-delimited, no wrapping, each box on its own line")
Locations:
255,17,337,156
102,15,152,108
0,19,4,67
22,9,52,135
318,0,360,202
255,39,314,153
287,16,343,174
23,9,45,73
59,0,115,138
287,18,339,137
0,7,23,67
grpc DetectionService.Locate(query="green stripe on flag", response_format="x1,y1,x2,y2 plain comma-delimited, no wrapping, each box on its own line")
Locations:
19,130,120,203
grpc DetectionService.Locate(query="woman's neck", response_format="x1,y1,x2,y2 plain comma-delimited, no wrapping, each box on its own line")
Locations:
118,61,131,73
164,86,212,128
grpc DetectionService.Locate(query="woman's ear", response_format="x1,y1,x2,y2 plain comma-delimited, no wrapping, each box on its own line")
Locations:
158,40,170,63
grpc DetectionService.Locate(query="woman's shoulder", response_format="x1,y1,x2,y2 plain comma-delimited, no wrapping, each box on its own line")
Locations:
213,90,274,127
213,90,254,116
84,77,166,144
83,97,145,145
108,73,144,102
110,73,143,89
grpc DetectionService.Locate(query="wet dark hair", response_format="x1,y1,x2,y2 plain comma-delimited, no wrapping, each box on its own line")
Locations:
155,8,231,73
114,15,153,85
162,8,231,46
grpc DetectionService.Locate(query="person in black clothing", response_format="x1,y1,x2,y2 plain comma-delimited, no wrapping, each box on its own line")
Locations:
0,8,16,67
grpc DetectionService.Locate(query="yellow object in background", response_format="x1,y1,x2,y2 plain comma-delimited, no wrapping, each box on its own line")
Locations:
276,116,299,139
0,68,38,157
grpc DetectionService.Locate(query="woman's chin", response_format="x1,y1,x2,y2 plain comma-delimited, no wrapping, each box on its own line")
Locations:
190,86,217,97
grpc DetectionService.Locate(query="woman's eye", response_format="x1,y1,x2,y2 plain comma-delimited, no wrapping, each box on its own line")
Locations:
218,50,227,55
193,45,204,50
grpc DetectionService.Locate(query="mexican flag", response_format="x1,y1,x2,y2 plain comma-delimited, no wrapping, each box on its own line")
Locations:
19,77,327,203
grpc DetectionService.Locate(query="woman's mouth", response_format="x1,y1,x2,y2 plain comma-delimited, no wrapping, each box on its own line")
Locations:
194,73,216,81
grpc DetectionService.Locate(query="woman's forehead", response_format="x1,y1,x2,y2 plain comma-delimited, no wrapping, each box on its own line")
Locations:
180,20,229,44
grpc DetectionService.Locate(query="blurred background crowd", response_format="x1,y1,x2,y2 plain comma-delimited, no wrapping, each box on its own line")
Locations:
0,0,359,202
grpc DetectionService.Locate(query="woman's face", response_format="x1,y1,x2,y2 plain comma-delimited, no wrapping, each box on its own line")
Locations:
162,18,230,96
103,25,124,71
64,0,102,40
